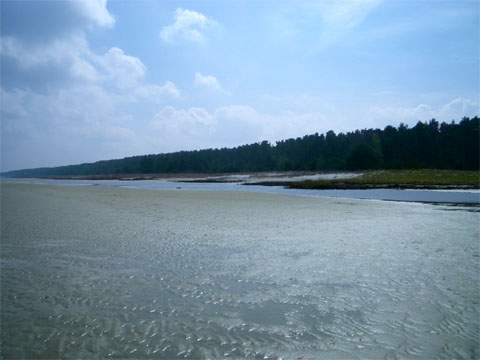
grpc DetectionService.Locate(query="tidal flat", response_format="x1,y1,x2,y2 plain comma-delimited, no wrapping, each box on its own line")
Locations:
1,183,479,359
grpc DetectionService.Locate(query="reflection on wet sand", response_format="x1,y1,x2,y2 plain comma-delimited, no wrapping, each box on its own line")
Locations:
1,183,479,359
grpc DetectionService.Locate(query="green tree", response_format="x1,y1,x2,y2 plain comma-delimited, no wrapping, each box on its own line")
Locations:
346,144,383,170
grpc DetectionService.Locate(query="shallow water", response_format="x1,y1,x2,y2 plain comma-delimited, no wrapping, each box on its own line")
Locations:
4,178,480,204
1,183,479,359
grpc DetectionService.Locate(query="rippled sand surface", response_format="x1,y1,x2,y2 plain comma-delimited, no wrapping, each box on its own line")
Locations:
1,183,479,359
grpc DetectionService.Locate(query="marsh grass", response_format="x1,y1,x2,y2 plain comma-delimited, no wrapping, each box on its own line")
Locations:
289,169,480,189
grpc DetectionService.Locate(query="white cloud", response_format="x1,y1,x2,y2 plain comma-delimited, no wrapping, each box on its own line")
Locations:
151,106,214,132
135,81,181,101
0,1,181,170
439,98,479,119
194,72,223,92
0,0,115,46
73,0,115,28
0,82,152,170
147,105,327,152
160,8,216,43
95,47,181,101
369,97,479,125
1,34,180,99
94,48,180,99
145,97,479,157
70,56,99,83
3,80,477,171
100,47,146,89
1,35,94,76
0,0,176,95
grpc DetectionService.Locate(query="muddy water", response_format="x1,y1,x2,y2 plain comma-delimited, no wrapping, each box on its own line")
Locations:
1,183,479,359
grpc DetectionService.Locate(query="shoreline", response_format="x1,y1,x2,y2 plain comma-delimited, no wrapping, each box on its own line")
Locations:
2,177,479,205
248,181,480,190
3,169,478,191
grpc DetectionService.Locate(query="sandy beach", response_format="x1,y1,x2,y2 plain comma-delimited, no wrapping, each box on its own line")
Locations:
1,182,479,359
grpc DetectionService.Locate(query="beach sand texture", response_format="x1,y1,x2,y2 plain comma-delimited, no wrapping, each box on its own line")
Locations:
1,183,479,359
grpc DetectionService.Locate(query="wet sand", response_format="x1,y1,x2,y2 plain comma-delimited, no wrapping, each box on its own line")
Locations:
22,170,361,182
1,183,479,359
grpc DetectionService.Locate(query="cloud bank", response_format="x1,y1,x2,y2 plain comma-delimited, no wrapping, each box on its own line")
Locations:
1,1,478,171
1,1,179,170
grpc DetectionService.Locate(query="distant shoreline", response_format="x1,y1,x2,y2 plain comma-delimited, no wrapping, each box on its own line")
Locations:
285,169,480,190
251,182,480,190
2,170,357,182
3,169,479,190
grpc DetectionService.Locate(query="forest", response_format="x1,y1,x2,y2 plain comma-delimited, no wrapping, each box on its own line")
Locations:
3,117,479,178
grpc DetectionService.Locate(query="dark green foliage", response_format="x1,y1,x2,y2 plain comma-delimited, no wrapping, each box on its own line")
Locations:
3,117,479,177
346,144,382,170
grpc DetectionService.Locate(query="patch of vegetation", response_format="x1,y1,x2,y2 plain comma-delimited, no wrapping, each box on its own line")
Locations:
289,170,480,189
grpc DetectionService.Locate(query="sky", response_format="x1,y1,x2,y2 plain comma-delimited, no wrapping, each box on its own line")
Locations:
1,0,478,171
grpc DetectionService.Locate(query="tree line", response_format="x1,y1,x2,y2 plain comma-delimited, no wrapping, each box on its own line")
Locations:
3,117,479,177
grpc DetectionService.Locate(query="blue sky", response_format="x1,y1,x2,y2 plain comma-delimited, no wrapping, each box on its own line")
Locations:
1,0,478,171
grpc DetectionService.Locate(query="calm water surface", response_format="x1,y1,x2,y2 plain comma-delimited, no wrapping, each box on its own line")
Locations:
4,178,480,204
1,182,479,359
